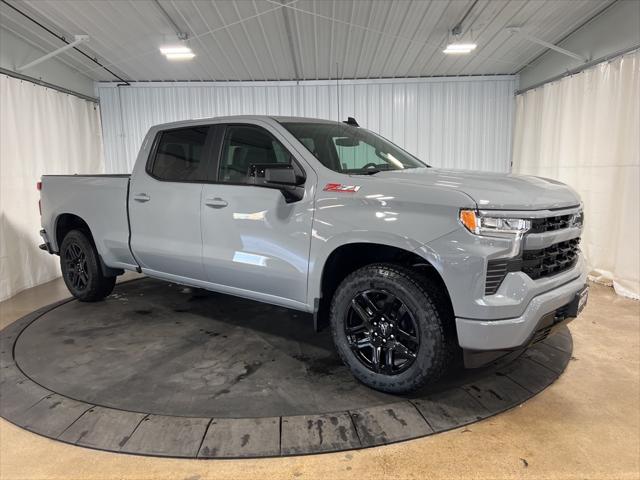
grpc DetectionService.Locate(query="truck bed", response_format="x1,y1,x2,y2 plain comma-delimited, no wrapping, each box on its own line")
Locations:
40,174,137,270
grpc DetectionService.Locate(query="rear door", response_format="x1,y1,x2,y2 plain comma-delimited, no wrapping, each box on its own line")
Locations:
129,125,217,281
200,123,316,307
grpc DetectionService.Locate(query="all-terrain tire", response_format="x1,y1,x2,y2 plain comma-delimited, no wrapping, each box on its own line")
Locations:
60,229,116,302
330,263,453,393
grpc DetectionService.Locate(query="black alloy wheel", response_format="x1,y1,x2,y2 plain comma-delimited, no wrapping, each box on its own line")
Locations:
330,263,452,393
60,229,116,302
63,241,90,291
345,289,420,375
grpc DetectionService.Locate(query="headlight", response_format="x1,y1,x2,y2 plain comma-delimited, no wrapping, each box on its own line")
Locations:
459,209,531,237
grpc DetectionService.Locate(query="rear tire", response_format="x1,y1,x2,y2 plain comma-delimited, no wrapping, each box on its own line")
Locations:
330,263,452,394
60,229,116,302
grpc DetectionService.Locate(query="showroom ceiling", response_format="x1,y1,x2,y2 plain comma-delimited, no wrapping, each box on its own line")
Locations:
1,0,613,82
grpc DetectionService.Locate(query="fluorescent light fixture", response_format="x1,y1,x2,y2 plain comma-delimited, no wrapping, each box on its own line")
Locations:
443,43,477,54
160,45,191,55
160,45,195,60
165,52,195,60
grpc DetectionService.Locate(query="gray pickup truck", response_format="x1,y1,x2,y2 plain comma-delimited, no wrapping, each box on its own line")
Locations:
39,115,588,393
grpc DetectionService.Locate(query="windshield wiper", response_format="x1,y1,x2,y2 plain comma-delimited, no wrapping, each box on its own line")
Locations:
351,169,381,175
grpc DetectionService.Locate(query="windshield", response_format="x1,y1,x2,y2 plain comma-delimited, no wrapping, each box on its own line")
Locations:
280,122,428,174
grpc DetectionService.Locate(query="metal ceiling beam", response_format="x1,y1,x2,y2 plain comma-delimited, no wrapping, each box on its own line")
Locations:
516,0,617,75
516,44,639,95
152,0,188,40
451,0,479,36
2,20,92,77
17,34,89,71
0,0,130,84
507,27,589,64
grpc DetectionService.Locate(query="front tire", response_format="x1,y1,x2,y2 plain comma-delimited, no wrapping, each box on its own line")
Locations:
60,229,116,302
330,263,452,393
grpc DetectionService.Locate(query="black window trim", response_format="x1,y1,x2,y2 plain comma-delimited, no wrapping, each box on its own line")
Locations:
145,124,219,184
143,122,307,189
212,123,307,188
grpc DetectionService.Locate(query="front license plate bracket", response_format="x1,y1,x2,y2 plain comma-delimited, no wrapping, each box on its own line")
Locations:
566,285,589,318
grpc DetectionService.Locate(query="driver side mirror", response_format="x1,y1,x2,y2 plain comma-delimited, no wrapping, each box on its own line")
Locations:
264,166,298,186
248,163,305,202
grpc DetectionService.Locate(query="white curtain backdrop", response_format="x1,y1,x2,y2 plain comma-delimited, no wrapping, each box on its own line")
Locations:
96,76,517,174
513,50,640,299
0,75,104,301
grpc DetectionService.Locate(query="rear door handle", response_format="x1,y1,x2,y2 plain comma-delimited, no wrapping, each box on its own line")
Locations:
133,193,150,202
205,197,228,208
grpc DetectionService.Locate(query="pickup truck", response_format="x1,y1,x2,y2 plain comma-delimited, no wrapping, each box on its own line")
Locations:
39,115,588,393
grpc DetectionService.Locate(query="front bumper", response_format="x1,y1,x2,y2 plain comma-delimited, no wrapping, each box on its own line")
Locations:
415,206,587,367
456,271,588,353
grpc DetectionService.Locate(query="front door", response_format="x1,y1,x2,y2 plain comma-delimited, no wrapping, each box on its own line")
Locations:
129,125,213,281
201,124,315,307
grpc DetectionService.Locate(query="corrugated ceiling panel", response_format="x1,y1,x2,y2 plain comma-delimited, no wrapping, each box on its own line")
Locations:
5,0,612,82
97,76,517,174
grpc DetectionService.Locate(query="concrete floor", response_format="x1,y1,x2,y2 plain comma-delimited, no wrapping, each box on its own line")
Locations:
1,276,638,480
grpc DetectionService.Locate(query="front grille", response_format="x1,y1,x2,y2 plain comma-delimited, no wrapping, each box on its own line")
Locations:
522,238,580,280
485,237,581,295
530,211,583,233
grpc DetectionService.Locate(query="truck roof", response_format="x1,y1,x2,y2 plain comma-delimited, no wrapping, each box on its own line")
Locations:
148,115,344,131
271,116,342,124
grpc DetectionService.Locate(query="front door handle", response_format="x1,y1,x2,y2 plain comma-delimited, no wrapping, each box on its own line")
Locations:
205,197,228,208
133,193,150,202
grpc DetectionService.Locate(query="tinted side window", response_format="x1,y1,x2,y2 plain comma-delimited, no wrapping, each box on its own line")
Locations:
151,126,209,181
219,126,290,184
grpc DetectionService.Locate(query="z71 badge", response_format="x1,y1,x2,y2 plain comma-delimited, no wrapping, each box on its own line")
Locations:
323,183,361,193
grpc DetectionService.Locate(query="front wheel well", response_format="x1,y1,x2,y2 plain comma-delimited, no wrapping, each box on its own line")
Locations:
316,243,455,334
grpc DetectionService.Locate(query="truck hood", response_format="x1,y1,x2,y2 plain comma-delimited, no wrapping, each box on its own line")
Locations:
372,168,581,210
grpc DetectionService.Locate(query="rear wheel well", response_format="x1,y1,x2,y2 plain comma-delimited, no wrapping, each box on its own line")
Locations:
55,214,123,277
316,243,455,334
55,214,94,250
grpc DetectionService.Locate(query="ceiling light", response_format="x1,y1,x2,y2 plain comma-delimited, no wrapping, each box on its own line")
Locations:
165,52,195,60
443,43,477,54
160,45,191,55
160,45,195,60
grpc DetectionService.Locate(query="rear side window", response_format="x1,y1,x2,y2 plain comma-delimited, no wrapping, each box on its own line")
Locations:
219,125,291,184
150,126,209,181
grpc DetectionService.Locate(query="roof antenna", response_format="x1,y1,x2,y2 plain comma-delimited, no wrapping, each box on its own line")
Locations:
343,117,359,127
336,61,340,122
